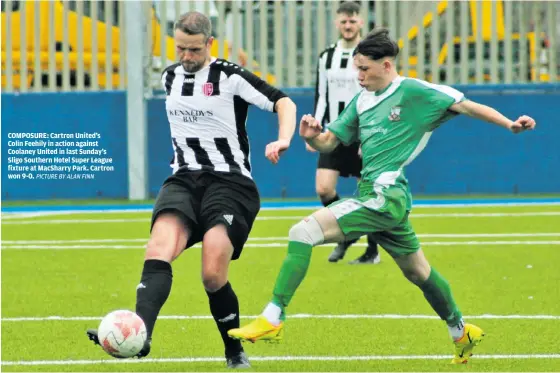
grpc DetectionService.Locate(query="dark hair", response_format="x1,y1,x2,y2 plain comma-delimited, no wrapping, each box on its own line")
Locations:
353,28,399,60
174,11,212,40
337,1,361,16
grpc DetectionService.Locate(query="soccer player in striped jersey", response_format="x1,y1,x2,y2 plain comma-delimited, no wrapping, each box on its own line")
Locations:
312,1,380,264
86,11,296,369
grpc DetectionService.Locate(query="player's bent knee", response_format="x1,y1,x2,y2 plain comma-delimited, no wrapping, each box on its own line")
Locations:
288,216,325,246
202,271,227,292
316,185,336,200
201,255,230,291
145,237,175,261
401,268,424,286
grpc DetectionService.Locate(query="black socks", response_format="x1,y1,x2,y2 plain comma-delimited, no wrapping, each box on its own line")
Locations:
206,282,243,356
135,259,173,339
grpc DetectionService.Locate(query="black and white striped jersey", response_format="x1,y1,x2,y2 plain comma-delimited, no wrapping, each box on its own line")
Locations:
162,58,286,179
314,40,362,125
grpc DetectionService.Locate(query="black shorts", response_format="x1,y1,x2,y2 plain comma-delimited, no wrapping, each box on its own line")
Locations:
317,142,361,178
151,169,260,260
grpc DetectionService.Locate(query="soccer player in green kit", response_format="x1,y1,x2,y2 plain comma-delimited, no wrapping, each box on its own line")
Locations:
229,28,536,364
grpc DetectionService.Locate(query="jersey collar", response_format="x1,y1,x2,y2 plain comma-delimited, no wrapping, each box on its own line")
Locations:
374,76,403,96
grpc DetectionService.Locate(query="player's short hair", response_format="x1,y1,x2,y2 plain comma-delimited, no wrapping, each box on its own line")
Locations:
353,28,399,60
337,1,361,16
174,11,212,40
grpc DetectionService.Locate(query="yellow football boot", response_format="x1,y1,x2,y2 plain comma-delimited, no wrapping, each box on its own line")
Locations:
228,315,284,343
451,323,486,364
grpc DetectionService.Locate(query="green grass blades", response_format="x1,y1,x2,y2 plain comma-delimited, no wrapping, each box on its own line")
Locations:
2,204,560,371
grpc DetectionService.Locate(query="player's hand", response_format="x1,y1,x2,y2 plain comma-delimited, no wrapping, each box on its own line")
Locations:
358,146,362,158
299,114,322,140
265,139,290,164
305,143,318,152
509,115,536,134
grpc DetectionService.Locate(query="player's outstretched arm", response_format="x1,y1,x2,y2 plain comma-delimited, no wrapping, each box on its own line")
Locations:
300,114,340,153
265,97,297,164
450,100,536,134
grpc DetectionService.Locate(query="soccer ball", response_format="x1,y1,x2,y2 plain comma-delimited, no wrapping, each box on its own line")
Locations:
98,310,147,358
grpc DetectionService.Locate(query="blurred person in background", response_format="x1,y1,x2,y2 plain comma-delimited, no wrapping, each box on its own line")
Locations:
311,1,380,264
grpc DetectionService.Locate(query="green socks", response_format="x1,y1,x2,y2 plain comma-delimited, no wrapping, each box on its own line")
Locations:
267,242,463,330
271,241,313,319
419,267,463,327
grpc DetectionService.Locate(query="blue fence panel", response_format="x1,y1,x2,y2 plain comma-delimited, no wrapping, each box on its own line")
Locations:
147,98,173,198
2,92,128,200
226,84,560,198
406,91,559,194
2,84,559,200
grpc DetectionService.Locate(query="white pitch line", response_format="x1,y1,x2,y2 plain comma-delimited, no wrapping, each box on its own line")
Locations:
411,211,560,218
1,238,149,244
2,201,560,219
406,202,560,208
3,313,560,322
2,353,560,366
1,209,152,219
2,211,560,225
0,210,149,219
2,241,560,250
1,245,146,249
0,213,53,220
3,233,560,245
254,233,560,239
416,233,560,238
1,218,150,225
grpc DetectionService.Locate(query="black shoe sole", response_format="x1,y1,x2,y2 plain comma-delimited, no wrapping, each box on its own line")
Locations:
87,329,100,345
86,328,150,358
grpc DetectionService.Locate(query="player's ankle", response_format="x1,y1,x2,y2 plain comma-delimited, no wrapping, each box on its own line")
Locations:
448,319,465,341
262,302,282,326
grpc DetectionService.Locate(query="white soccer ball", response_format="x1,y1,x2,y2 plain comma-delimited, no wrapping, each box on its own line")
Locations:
98,310,147,358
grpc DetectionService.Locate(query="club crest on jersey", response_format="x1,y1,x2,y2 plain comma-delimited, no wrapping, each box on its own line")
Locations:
388,106,401,121
202,82,214,96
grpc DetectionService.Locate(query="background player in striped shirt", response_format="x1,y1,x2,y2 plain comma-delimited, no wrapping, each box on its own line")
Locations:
311,2,380,264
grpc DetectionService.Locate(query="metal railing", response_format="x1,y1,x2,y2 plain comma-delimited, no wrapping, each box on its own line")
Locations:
1,0,558,93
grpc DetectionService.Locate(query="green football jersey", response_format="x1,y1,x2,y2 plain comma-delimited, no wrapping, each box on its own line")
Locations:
328,76,464,197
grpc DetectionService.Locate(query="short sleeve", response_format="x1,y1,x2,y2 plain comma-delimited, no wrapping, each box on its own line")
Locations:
405,79,465,131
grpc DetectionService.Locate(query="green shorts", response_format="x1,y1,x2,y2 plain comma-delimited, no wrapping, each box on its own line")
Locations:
327,184,420,258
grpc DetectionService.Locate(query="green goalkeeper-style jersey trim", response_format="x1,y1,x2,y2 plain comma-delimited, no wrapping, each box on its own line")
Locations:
327,76,465,201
